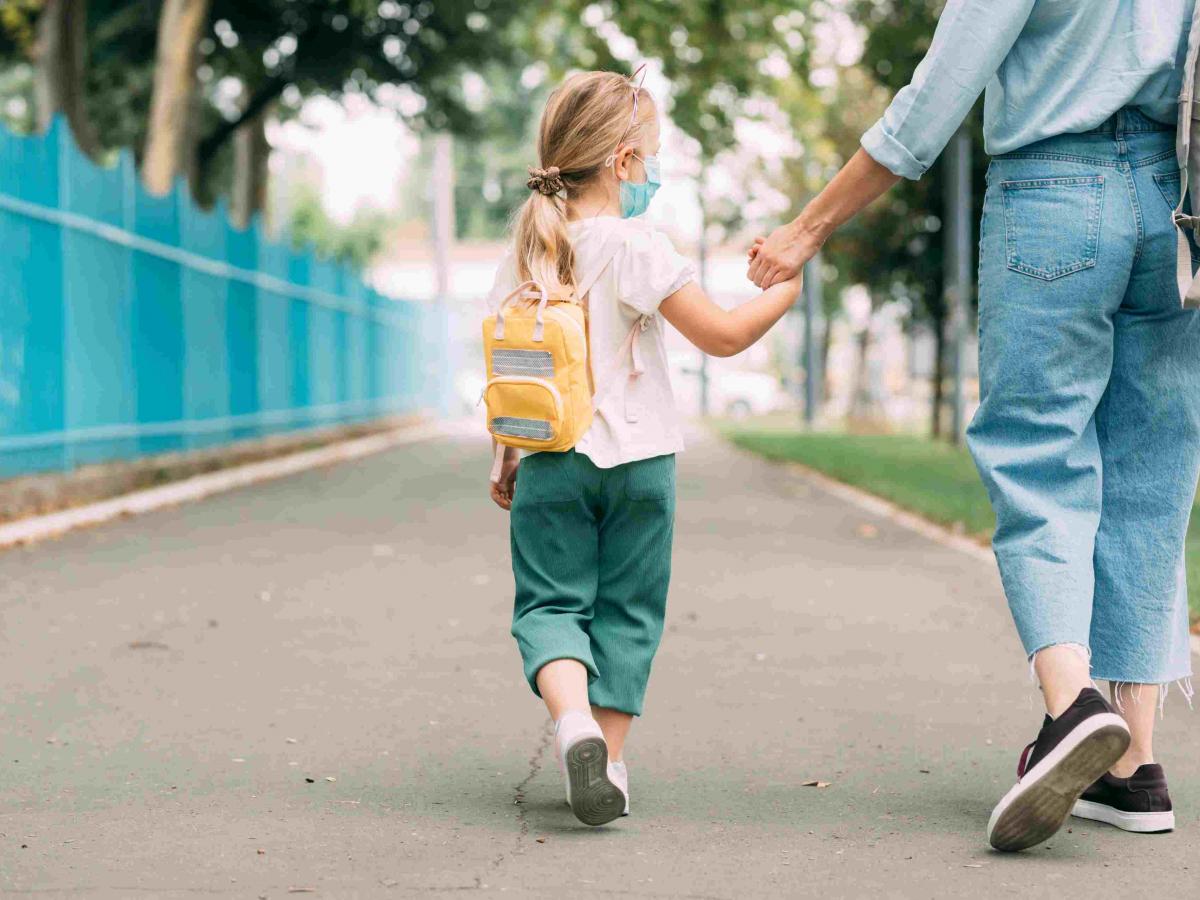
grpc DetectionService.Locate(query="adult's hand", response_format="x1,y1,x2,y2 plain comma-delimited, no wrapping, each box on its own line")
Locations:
747,221,823,289
748,149,903,289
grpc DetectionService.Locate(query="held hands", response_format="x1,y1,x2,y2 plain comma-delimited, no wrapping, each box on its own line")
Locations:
747,220,823,289
489,448,520,511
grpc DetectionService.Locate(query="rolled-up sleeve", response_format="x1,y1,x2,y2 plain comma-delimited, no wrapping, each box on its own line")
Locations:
861,0,1036,180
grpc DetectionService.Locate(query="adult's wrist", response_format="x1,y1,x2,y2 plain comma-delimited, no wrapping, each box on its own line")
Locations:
791,213,833,247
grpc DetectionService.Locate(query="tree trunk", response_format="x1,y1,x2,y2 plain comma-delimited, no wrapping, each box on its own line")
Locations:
33,0,102,158
230,107,271,228
820,312,833,402
142,0,211,195
849,321,873,422
930,308,947,439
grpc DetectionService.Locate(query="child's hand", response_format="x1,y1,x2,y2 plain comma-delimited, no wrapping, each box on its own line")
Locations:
490,452,520,511
747,236,765,264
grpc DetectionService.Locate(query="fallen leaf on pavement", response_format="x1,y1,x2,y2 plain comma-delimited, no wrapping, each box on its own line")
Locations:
535,837,547,844
801,780,831,788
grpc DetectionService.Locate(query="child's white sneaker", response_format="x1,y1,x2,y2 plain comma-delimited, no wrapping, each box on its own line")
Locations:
607,760,630,816
554,711,625,826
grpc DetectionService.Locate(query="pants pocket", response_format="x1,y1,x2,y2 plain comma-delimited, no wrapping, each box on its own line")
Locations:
1002,175,1104,281
514,451,581,505
623,454,676,503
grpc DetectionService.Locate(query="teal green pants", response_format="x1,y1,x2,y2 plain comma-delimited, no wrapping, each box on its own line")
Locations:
510,450,675,716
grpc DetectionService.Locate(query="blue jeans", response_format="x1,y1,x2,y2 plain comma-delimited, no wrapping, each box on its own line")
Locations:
968,108,1200,685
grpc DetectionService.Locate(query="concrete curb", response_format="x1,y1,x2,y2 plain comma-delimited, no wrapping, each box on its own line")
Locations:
779,458,1200,659
0,422,446,551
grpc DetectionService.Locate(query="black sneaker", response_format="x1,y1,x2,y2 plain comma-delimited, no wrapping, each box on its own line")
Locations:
1072,764,1175,833
987,687,1130,851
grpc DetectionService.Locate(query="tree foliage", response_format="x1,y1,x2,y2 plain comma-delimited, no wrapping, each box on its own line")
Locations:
286,180,391,269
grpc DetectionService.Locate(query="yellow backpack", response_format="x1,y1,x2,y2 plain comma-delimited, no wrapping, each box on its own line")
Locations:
484,245,639,481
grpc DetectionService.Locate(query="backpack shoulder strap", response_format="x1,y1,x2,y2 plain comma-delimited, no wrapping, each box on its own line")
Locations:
1175,7,1200,306
573,237,623,306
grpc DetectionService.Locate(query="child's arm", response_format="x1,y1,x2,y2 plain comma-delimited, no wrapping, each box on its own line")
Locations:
659,275,803,358
489,442,520,511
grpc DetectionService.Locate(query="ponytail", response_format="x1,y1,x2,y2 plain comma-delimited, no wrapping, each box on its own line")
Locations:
513,181,576,298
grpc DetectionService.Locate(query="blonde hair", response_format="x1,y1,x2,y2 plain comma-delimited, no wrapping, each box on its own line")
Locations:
512,70,654,298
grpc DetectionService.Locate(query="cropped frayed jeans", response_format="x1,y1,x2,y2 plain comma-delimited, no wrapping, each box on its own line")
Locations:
968,108,1200,686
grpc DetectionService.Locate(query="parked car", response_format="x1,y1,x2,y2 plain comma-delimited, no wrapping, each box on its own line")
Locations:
668,353,789,419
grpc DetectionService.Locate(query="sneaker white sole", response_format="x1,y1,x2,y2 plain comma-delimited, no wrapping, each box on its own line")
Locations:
1072,799,1175,833
564,736,624,827
987,713,1130,852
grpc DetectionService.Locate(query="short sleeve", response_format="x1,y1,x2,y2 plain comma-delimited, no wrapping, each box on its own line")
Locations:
486,250,519,312
615,228,696,316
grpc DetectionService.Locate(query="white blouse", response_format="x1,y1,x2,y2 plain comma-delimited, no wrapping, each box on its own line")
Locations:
487,215,696,468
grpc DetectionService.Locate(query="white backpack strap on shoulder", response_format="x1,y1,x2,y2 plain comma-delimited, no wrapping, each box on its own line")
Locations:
573,238,622,306
1176,6,1200,307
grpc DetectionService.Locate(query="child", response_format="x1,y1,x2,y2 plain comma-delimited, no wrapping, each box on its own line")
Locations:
487,68,802,827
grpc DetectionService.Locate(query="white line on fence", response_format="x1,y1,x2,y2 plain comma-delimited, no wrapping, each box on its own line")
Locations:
0,397,410,452
0,421,447,550
0,191,411,326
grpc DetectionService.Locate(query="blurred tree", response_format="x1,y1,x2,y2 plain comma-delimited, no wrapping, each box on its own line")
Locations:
0,2,40,133
31,0,103,158
143,0,211,194
1,1,533,216
286,180,390,269
844,0,987,437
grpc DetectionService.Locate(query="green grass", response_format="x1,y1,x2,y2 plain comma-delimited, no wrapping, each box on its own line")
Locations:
725,426,1200,626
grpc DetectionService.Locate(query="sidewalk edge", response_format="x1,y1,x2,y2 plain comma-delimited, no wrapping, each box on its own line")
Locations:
777,458,1200,659
0,422,446,551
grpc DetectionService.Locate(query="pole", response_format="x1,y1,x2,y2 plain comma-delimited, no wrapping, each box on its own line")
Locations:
947,127,972,443
697,195,710,417
431,133,455,303
429,133,455,416
803,249,822,427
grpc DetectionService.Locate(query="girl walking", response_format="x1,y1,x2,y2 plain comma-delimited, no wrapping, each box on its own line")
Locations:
487,68,801,826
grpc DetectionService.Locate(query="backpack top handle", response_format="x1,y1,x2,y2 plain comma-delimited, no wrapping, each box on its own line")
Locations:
493,279,549,342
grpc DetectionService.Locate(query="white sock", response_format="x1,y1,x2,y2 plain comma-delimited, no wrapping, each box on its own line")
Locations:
554,709,601,753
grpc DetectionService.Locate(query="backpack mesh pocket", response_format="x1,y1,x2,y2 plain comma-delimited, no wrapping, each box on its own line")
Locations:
492,349,554,378
491,416,554,440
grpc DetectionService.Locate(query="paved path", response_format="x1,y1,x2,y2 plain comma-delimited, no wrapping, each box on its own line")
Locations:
1,425,1196,898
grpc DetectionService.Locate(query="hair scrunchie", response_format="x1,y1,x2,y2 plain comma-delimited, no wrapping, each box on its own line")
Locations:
526,166,565,196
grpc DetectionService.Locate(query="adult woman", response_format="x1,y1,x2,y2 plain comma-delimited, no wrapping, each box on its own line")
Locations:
751,0,1197,851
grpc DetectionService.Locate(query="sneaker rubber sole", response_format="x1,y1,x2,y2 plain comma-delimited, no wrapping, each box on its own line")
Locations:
987,713,1130,852
1072,799,1175,833
565,736,625,826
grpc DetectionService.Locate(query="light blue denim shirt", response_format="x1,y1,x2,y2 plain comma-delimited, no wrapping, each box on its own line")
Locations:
862,0,1196,180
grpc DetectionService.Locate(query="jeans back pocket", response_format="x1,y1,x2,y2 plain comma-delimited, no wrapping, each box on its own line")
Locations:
1001,175,1104,281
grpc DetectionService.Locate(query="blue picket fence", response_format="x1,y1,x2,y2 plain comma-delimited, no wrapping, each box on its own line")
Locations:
0,118,441,480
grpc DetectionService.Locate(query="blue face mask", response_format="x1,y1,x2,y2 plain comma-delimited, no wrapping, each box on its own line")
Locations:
619,155,661,219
